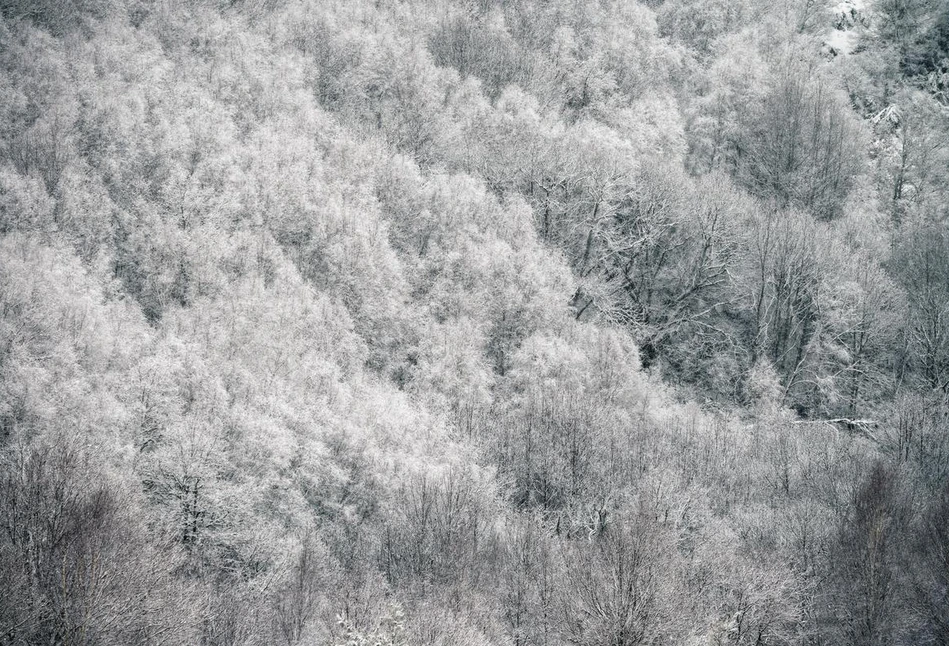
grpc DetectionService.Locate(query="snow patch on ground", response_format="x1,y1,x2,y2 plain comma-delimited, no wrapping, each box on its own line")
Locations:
824,29,858,55
823,0,869,57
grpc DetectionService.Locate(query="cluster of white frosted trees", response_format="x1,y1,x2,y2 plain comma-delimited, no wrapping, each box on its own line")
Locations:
1,0,948,644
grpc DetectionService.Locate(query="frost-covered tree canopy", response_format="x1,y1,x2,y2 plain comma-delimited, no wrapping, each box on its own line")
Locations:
1,0,948,644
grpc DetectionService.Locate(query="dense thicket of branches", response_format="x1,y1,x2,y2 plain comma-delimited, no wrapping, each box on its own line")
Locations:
1,0,948,644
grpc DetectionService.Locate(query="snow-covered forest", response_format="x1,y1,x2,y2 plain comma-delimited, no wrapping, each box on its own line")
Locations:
1,0,948,643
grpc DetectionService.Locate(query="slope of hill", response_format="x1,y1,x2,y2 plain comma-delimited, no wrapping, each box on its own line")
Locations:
1,0,948,644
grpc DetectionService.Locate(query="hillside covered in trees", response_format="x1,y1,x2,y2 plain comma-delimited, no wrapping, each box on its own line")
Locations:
1,0,949,644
